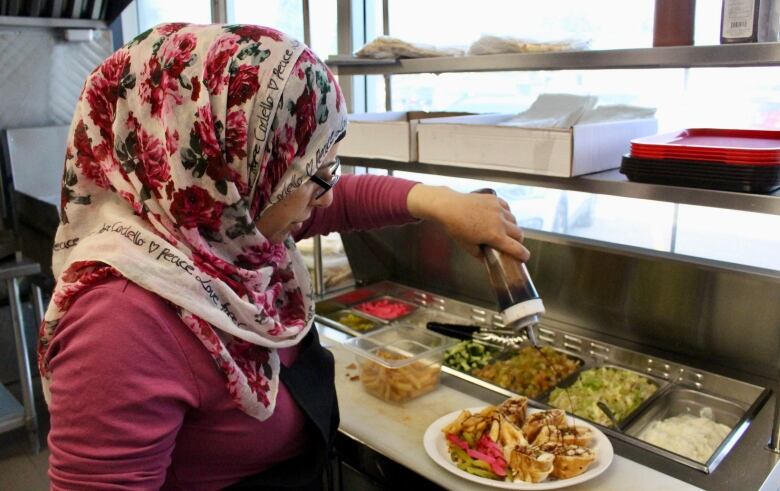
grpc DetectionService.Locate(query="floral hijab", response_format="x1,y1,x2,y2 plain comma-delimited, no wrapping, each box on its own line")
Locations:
38,23,347,421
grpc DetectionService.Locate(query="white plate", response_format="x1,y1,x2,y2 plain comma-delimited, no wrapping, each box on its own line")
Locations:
423,406,614,490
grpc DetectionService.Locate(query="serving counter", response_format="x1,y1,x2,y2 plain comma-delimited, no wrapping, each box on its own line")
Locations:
322,219,780,491
321,326,702,490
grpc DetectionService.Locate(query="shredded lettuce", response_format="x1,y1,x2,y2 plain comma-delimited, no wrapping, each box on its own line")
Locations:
548,367,657,427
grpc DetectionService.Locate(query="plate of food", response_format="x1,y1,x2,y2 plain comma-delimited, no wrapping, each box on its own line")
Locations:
423,396,613,489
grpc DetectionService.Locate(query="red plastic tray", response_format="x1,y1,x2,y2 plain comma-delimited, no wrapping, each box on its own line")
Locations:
630,151,780,165
632,147,779,159
633,146,779,157
631,128,780,165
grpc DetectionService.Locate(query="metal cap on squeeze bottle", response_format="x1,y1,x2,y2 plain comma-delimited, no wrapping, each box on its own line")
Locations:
474,188,546,347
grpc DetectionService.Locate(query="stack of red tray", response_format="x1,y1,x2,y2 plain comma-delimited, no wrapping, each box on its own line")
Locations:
620,128,780,193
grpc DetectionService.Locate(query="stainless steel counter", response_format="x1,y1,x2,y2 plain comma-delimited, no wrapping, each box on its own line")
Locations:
318,281,779,490
321,324,707,491
336,219,780,490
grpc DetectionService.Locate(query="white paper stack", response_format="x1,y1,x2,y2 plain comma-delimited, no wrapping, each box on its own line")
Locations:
498,94,598,129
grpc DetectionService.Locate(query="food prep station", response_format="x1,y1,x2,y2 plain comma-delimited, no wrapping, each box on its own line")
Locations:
318,280,767,475
314,219,780,490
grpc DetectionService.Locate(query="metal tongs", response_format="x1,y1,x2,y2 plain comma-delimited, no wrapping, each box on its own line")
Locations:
597,401,625,432
426,321,526,349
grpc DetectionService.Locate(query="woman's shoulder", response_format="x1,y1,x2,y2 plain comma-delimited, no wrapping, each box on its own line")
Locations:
62,275,182,328
49,275,196,375
73,274,174,308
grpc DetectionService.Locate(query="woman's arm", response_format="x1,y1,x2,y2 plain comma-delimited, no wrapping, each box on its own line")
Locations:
293,174,418,239
294,174,529,262
406,184,529,262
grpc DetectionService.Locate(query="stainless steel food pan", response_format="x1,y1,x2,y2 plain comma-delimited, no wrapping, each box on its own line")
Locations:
623,386,751,472
542,363,669,428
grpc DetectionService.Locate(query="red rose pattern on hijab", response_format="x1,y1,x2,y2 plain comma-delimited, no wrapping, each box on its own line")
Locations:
39,23,347,421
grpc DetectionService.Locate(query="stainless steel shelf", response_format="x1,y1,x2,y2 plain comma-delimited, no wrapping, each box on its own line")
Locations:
327,43,780,75
0,16,107,30
340,157,780,215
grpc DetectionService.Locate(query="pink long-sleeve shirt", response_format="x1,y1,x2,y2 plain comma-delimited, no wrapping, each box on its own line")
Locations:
46,174,418,490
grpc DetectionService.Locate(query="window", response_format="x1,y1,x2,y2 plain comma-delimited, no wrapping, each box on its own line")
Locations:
126,1,337,61
388,0,655,50
227,0,304,44
308,0,338,59
393,171,676,251
392,170,780,271
136,0,212,31
374,0,780,271
384,0,780,128
226,0,338,59
674,206,780,270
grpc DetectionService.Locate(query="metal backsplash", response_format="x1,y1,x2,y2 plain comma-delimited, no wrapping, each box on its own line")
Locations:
0,27,112,128
341,221,780,383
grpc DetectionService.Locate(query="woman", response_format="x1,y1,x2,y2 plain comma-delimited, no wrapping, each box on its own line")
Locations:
38,23,528,489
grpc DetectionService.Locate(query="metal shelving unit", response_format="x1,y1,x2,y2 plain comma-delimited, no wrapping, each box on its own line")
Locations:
330,44,780,215
327,43,780,75
340,157,780,215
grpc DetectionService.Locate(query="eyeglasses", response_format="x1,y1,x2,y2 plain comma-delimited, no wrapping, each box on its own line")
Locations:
309,157,341,200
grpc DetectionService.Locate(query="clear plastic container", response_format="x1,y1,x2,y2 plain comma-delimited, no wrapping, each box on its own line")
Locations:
342,325,455,403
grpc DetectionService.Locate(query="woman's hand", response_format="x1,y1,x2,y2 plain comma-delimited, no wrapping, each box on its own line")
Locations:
407,184,530,262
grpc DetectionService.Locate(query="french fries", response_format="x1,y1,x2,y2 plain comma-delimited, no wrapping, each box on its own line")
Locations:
443,410,472,434
360,349,441,403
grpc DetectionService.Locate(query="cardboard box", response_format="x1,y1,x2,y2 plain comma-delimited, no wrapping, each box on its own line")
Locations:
417,113,658,177
339,111,469,162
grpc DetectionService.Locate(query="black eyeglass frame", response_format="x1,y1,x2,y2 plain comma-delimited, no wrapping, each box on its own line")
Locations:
309,157,341,199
